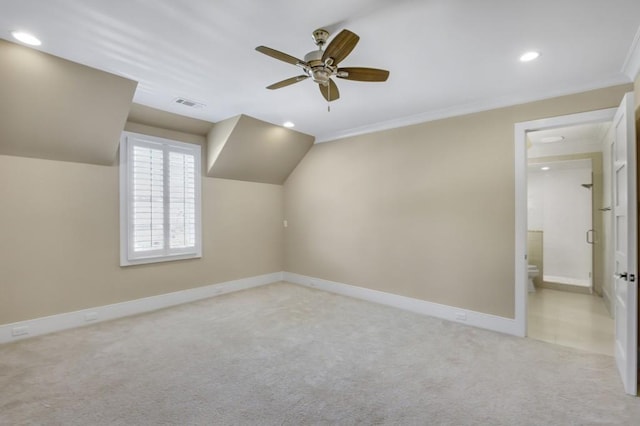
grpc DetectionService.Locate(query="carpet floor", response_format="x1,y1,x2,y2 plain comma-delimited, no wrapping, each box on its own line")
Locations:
1,281,639,425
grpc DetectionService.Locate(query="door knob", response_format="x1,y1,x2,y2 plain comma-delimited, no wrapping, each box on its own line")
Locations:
615,272,628,280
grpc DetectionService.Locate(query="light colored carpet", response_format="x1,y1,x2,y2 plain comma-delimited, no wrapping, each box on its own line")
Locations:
1,281,639,425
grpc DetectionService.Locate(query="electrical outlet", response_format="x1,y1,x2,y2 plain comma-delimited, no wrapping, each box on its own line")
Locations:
455,312,467,321
12,326,29,337
84,312,98,322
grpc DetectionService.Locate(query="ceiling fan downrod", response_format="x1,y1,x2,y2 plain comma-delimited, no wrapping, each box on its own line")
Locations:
312,29,330,48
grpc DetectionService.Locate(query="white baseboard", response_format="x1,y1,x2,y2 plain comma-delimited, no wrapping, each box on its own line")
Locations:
0,272,283,344
1,271,521,344
283,272,521,336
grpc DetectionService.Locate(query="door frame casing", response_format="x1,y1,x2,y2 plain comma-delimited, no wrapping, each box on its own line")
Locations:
513,108,617,336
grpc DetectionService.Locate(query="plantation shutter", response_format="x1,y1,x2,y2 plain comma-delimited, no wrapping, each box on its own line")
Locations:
131,143,165,253
120,132,201,265
168,150,196,250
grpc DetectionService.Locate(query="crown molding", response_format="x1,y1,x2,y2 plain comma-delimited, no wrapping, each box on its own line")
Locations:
314,75,631,144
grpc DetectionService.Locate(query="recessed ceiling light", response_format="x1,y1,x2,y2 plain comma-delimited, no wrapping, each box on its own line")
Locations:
539,136,564,143
541,166,550,171
11,31,41,46
520,51,540,62
283,121,295,128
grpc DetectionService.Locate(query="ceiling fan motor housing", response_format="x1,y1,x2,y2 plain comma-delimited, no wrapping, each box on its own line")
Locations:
303,50,334,84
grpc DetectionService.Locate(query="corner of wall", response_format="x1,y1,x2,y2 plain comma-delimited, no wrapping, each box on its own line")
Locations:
634,73,640,120
283,272,522,336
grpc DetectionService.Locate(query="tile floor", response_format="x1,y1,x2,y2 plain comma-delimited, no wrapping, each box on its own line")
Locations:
527,287,615,356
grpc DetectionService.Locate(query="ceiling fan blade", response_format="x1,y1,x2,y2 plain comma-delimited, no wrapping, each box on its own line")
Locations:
337,67,390,82
266,75,309,90
322,29,359,65
319,79,340,102
255,46,305,66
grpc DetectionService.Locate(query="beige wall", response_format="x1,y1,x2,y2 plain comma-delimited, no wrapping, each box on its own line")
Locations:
2,82,635,325
284,84,632,318
0,129,283,324
635,73,640,117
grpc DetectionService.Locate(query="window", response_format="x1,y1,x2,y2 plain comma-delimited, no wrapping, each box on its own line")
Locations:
120,132,202,265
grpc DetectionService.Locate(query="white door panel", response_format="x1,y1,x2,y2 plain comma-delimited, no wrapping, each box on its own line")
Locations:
612,92,637,396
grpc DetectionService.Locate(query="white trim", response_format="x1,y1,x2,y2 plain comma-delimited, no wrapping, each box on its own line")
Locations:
315,75,629,143
514,108,618,338
613,92,638,396
622,24,640,81
602,285,613,318
0,272,283,344
119,139,128,264
283,272,521,336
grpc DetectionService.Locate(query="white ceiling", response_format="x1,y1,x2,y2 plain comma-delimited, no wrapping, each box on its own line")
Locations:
527,122,611,158
528,158,592,173
1,0,639,142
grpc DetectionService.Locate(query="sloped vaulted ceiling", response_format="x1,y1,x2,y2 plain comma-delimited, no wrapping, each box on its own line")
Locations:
0,39,137,165
125,105,314,185
0,39,313,181
207,114,314,185
127,103,213,137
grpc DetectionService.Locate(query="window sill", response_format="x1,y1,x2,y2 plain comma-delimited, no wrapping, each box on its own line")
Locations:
120,252,202,267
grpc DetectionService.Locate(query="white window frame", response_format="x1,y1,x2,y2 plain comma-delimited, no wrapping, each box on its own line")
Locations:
119,131,202,266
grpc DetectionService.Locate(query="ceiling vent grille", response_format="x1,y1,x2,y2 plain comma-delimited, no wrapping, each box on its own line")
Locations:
174,97,206,109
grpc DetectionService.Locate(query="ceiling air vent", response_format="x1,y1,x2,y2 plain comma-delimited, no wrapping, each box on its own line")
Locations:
174,97,206,109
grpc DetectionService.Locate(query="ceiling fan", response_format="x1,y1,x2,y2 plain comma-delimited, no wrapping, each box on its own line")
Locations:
255,28,389,102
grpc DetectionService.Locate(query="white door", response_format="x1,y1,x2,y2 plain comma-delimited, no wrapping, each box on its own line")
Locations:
613,92,637,395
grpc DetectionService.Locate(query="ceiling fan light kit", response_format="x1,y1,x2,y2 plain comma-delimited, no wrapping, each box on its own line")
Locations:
256,28,389,104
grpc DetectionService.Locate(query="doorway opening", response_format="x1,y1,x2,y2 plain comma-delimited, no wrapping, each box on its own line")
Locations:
514,107,617,338
514,95,638,395
525,123,613,355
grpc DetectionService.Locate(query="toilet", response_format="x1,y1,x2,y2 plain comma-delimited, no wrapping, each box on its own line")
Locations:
527,265,539,293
